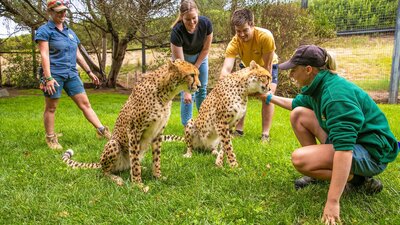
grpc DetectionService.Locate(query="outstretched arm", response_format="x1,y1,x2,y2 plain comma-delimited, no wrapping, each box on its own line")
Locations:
267,94,293,110
220,57,235,79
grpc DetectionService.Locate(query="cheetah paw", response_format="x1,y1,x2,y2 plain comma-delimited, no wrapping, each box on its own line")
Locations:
183,152,192,158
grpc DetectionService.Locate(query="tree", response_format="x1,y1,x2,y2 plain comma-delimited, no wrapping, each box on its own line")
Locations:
76,0,176,87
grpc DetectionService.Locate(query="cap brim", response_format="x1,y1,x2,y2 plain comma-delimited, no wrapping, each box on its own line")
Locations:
278,60,296,70
52,5,68,12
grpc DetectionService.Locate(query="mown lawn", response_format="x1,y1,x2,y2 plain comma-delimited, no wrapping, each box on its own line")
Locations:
0,89,399,224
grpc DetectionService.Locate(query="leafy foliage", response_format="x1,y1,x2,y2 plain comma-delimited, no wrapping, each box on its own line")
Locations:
309,0,398,32
256,3,320,96
2,53,38,88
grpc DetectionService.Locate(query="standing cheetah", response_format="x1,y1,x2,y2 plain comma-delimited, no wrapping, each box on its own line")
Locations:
184,61,272,167
62,59,200,191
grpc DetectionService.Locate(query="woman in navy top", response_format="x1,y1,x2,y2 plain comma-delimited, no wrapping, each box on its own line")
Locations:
170,0,213,126
35,0,110,149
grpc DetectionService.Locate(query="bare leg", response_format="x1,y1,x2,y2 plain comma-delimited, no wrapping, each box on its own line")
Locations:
70,93,103,128
261,83,277,136
290,106,334,180
44,97,59,135
290,107,328,146
291,144,335,180
235,115,245,132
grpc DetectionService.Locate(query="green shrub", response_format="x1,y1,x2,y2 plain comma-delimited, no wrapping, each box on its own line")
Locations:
309,0,397,32
256,3,321,96
3,53,38,88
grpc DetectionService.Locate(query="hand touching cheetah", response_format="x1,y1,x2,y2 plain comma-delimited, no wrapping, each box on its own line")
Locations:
184,60,271,167
62,59,200,191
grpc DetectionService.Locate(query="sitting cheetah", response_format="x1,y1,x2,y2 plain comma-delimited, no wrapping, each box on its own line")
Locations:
183,60,271,167
62,59,200,191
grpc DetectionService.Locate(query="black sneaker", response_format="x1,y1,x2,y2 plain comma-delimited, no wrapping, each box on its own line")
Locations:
232,130,244,137
363,177,383,194
345,177,383,194
294,176,318,190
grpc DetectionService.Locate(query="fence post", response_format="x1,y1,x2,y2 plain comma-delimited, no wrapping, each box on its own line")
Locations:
0,53,2,88
301,0,308,9
389,0,400,104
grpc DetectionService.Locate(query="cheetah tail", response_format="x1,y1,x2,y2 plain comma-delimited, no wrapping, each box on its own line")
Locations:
161,135,185,142
62,149,102,169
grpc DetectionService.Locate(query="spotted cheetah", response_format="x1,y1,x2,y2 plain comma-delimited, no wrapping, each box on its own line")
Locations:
183,60,272,167
62,59,200,191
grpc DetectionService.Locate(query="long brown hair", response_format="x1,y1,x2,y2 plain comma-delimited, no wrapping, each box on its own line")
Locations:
171,0,199,28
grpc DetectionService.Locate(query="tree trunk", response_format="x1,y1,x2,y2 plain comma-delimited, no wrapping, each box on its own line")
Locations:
101,31,107,80
79,44,105,80
107,39,129,88
0,54,2,88
31,27,37,80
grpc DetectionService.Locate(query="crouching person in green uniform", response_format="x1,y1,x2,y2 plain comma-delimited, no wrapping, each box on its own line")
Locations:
264,45,399,224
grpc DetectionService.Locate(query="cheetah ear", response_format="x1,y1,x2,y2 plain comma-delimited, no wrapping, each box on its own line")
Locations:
249,60,257,69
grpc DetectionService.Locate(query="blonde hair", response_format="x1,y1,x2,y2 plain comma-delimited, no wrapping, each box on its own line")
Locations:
171,0,199,28
317,51,337,73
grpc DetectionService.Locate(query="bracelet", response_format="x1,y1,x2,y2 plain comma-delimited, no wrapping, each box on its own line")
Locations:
265,93,273,105
45,76,54,81
86,70,92,74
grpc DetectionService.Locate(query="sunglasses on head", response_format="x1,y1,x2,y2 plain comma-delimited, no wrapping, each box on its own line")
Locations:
48,0,70,8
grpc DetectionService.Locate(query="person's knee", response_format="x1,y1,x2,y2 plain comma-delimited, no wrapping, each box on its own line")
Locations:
290,107,304,127
45,105,57,113
78,100,92,110
291,149,306,170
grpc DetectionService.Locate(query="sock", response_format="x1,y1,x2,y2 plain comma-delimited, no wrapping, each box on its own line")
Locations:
349,175,366,186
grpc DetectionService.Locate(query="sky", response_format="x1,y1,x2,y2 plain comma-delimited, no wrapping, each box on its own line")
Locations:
0,0,83,39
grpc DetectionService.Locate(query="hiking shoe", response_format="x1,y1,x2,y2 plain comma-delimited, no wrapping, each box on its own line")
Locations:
345,177,383,194
363,177,383,194
261,134,270,143
46,134,63,150
232,130,244,137
96,126,112,140
294,176,318,190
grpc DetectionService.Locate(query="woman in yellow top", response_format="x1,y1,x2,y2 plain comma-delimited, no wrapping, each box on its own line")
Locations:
220,8,278,142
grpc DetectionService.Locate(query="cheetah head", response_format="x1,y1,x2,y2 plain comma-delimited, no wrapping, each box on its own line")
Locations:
245,60,272,94
168,59,201,93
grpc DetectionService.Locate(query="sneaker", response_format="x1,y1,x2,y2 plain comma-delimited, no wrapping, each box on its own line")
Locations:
46,134,63,150
96,126,112,140
261,134,270,142
232,130,244,137
363,177,383,194
294,176,318,190
345,177,383,194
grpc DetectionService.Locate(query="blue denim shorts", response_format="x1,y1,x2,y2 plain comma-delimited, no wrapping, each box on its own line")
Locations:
44,75,85,99
351,144,387,177
325,138,387,177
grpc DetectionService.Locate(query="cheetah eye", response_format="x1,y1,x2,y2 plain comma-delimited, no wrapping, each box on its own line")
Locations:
190,73,195,78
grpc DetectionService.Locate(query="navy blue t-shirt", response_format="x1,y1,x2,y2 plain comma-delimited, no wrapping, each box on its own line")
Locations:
170,16,213,55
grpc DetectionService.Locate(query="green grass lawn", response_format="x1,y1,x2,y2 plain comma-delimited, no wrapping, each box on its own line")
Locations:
0,90,399,224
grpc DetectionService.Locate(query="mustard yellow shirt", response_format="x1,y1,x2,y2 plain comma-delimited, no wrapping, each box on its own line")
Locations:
225,27,277,67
